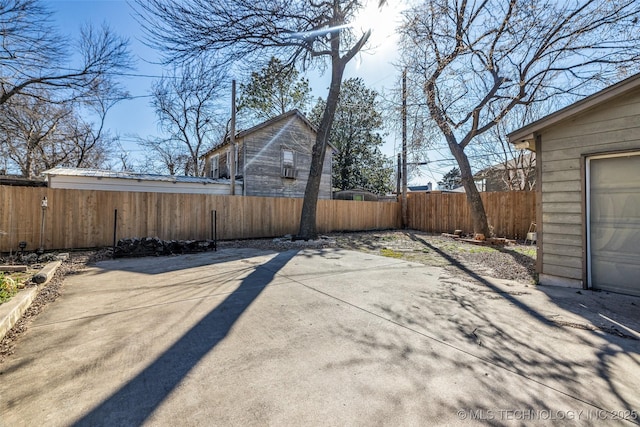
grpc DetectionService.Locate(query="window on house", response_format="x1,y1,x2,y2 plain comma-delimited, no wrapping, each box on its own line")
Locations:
226,145,239,177
210,155,219,178
234,144,239,175
282,149,296,179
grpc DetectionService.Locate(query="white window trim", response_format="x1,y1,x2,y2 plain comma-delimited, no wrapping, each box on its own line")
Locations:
210,154,219,179
282,148,296,179
226,145,239,177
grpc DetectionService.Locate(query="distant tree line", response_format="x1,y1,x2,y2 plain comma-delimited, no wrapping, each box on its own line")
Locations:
0,0,132,177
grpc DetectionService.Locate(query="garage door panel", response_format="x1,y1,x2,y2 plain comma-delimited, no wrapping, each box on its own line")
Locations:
589,154,640,296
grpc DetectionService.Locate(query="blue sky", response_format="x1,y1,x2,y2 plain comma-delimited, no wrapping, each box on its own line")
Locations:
45,0,443,185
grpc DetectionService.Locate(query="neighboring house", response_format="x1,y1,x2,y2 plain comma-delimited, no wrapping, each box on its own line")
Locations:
508,73,640,296
433,185,468,193
202,110,334,199
44,167,241,195
474,152,536,192
449,186,467,193
408,183,433,192
333,189,379,201
0,174,47,187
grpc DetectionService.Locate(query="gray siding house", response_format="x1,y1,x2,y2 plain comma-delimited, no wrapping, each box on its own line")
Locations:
508,73,640,296
202,110,333,199
474,152,536,192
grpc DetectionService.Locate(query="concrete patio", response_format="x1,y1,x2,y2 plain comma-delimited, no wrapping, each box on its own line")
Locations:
1,247,638,426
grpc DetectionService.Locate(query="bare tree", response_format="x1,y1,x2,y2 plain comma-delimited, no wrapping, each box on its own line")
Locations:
400,0,640,236
0,0,133,105
58,78,129,170
472,105,545,191
144,61,226,177
0,90,116,176
58,113,115,171
0,90,71,177
383,71,440,184
138,137,193,176
135,0,386,239
111,141,139,172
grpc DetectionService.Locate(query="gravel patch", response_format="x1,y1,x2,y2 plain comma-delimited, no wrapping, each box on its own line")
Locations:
218,230,537,284
330,230,537,284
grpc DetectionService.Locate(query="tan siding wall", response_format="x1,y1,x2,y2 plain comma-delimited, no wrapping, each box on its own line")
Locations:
539,86,640,282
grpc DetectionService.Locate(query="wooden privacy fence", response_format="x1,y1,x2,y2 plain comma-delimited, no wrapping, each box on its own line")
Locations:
0,186,401,252
0,186,535,252
407,191,536,239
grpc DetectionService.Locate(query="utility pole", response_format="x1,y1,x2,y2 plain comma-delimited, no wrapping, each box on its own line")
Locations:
230,80,236,195
396,153,401,199
401,69,408,228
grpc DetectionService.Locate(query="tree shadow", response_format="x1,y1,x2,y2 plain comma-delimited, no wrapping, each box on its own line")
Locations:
83,247,269,277
419,231,538,282
405,232,552,325
72,249,298,426
325,285,639,423
368,231,640,421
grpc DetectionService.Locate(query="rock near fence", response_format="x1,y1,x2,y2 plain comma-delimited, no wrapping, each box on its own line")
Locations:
114,237,216,258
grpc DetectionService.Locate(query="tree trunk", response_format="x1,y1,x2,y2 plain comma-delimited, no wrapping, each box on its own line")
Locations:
448,138,491,237
296,59,345,240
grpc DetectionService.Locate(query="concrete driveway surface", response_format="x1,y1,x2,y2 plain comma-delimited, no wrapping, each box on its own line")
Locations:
0,247,639,426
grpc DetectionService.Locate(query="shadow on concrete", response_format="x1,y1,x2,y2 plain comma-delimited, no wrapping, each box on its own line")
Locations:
82,248,273,277
405,232,553,326
73,250,298,426
385,231,640,420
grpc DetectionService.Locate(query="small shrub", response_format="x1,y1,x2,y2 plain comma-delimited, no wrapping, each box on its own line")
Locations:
0,273,18,304
514,246,537,258
467,246,497,254
380,248,403,259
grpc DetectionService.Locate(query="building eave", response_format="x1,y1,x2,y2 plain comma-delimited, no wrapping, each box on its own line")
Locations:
507,73,640,148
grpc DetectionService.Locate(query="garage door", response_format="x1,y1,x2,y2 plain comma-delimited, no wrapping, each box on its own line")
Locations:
588,153,640,296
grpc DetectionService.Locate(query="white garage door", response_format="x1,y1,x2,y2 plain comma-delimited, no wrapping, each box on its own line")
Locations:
588,152,640,296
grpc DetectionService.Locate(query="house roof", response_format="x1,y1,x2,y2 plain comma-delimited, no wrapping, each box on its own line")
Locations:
201,109,322,158
408,185,433,192
43,167,224,184
0,174,47,187
474,152,536,177
508,73,640,148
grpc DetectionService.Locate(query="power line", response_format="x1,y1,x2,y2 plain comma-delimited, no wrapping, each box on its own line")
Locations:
124,94,154,100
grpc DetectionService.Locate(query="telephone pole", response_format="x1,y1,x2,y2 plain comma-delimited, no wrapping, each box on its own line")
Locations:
230,80,236,195
401,69,408,228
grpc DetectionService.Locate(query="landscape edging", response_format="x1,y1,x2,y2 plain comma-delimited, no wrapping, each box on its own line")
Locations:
0,260,62,341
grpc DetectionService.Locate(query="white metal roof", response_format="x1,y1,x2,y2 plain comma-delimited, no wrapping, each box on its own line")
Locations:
43,167,234,184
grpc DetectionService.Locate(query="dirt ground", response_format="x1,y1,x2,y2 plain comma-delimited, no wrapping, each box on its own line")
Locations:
220,230,537,284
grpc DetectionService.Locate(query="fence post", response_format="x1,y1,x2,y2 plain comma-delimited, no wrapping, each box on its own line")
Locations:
112,209,117,259
211,209,217,251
